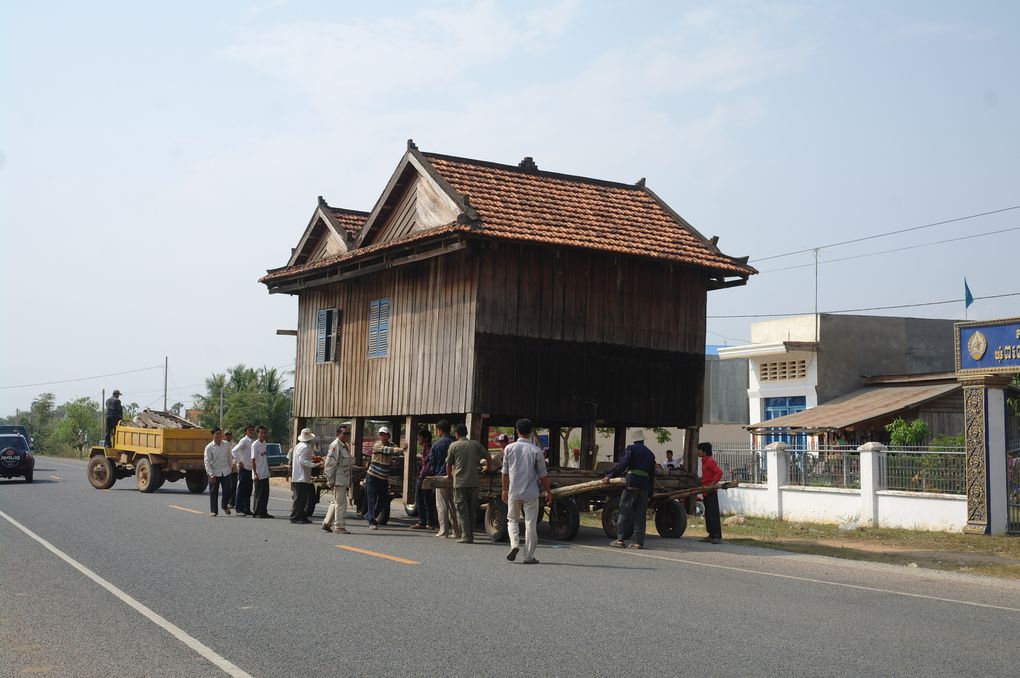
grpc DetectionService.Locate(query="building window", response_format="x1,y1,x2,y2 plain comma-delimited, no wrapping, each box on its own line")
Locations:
367,298,391,358
315,308,341,364
762,396,807,446
759,360,807,381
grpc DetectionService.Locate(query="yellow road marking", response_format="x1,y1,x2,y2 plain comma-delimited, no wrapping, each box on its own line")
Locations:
168,504,204,515
336,545,419,565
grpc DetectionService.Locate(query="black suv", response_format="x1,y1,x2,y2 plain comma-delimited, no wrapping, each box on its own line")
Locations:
0,425,32,449
0,434,34,482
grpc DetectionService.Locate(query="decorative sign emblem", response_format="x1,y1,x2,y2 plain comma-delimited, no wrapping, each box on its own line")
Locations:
967,330,987,361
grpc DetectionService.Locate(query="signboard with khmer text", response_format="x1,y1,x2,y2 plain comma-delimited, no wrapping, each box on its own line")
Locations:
955,316,1020,375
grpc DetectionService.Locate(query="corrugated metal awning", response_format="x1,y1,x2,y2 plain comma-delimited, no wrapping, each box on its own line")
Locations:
747,382,960,431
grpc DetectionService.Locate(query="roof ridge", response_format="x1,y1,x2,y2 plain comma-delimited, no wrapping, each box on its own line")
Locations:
421,151,646,191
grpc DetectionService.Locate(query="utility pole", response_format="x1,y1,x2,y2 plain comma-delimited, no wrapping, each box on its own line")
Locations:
163,356,168,411
813,248,820,343
101,388,106,445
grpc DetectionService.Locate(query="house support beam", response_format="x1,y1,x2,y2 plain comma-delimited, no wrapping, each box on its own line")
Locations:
403,415,420,509
352,417,365,467
580,421,596,470
547,426,561,467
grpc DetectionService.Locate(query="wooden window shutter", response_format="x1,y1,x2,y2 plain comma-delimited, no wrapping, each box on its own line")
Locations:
333,309,343,362
368,300,380,357
315,309,329,364
378,299,391,357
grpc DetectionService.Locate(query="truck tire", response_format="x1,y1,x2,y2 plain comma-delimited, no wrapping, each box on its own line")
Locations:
654,499,688,538
547,498,580,541
185,471,208,494
485,499,509,542
403,503,419,518
601,496,633,540
87,455,117,490
136,457,163,493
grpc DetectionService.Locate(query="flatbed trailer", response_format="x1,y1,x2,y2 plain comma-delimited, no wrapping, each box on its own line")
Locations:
86,420,213,494
423,466,709,542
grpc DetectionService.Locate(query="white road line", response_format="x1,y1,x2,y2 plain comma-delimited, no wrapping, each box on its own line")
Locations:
566,542,1020,613
0,509,252,677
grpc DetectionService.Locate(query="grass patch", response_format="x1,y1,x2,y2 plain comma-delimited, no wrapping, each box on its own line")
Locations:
33,447,84,459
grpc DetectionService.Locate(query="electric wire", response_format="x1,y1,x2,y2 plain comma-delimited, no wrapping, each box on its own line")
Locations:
0,364,164,390
708,291,1020,319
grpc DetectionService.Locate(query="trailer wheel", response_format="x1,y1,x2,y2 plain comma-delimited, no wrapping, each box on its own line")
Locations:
185,471,208,494
485,499,510,542
136,457,163,493
600,496,633,540
87,455,117,490
547,498,580,540
654,499,688,538
403,503,419,518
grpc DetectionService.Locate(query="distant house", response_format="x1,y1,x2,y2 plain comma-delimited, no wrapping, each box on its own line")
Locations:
260,142,755,493
184,409,204,426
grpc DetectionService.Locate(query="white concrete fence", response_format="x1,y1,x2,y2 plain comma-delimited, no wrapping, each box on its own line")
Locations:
717,442,967,532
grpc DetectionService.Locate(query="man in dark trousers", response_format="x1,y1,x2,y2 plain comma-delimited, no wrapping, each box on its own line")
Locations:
603,429,656,549
698,442,724,544
104,389,124,447
250,426,274,519
445,424,490,544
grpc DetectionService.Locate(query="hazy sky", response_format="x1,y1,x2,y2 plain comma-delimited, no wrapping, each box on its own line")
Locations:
2,0,1018,415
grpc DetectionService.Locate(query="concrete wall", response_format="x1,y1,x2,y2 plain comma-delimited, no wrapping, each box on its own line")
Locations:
704,356,749,424
875,491,967,531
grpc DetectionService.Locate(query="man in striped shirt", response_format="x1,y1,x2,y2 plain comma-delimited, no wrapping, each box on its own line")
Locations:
365,426,406,530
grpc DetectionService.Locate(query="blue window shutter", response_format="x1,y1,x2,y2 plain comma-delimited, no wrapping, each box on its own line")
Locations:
333,309,342,362
368,300,379,357
315,309,328,364
379,299,390,357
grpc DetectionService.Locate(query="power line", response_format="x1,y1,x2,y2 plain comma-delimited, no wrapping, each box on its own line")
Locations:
751,204,1020,263
0,364,164,390
708,291,1020,319
758,225,1020,274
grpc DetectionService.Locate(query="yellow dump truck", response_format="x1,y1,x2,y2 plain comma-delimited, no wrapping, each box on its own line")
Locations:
86,410,212,494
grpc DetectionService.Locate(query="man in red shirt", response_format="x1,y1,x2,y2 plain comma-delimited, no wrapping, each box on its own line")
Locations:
698,442,723,544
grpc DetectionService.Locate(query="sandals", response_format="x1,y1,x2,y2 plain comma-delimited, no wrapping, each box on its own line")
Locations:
627,543,644,549
610,540,626,548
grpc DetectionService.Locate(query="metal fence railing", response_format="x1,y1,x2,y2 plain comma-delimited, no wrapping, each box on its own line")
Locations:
786,448,860,489
714,449,767,484
883,447,965,494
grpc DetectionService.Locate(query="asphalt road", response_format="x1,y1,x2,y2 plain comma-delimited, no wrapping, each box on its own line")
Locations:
3,457,1020,678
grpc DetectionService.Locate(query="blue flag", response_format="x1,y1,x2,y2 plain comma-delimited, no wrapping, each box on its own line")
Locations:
964,279,974,309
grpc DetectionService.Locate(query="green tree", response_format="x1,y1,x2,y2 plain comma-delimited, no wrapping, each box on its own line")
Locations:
885,417,929,446
46,397,102,457
193,365,292,443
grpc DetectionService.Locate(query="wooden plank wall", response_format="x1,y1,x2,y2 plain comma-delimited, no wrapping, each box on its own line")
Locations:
292,250,478,418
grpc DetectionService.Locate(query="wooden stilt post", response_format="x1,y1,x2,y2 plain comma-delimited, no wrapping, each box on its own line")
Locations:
292,417,307,449
466,412,486,443
403,415,420,508
683,426,700,514
581,420,596,470
548,426,561,467
352,416,365,467
613,425,626,462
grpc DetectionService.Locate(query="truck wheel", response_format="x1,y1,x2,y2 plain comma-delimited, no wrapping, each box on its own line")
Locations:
600,496,633,540
404,502,418,518
136,457,163,493
655,499,688,538
547,498,580,540
87,455,117,490
185,471,208,494
485,499,509,542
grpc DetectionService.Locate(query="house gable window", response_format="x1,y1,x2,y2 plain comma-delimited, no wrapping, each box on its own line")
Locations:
315,308,341,364
367,298,391,359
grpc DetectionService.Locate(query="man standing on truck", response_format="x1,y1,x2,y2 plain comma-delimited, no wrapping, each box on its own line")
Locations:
204,427,233,517
251,426,273,519
446,423,491,544
603,430,656,549
290,428,319,524
232,425,255,516
502,419,553,564
322,425,353,534
104,389,123,447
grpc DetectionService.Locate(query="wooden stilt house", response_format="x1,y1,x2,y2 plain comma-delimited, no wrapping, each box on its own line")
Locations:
260,141,756,497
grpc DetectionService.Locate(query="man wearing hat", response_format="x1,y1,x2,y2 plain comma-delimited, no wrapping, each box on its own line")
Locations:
104,389,124,447
365,425,407,529
602,428,656,549
290,428,321,524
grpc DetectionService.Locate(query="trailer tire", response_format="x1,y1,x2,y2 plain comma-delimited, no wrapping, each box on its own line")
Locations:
601,496,633,540
185,471,208,494
485,499,510,542
654,499,688,538
403,503,418,518
87,455,117,490
547,498,580,541
136,457,163,493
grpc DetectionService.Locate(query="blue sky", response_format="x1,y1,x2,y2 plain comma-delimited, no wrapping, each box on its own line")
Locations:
2,1,1018,414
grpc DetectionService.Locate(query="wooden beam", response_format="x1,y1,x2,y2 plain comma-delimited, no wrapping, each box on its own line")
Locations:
292,417,307,449
682,426,700,514
276,329,298,336
403,415,420,507
466,412,486,443
352,416,365,467
547,426,561,467
613,425,626,462
580,421,596,470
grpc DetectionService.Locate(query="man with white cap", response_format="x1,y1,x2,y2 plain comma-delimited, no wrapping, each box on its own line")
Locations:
602,428,656,549
290,428,320,524
365,425,407,529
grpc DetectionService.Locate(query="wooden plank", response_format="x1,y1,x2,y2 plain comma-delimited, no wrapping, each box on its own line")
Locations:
403,415,420,503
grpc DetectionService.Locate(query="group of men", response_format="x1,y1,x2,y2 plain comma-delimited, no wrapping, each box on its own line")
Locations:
202,424,273,518
204,418,724,561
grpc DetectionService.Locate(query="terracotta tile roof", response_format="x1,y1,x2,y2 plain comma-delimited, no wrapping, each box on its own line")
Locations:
327,207,369,240
424,153,755,276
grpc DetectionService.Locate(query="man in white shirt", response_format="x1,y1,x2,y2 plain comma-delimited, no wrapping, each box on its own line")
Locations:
501,418,553,564
250,426,274,519
322,425,353,534
203,427,233,517
290,428,320,524
231,425,255,516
